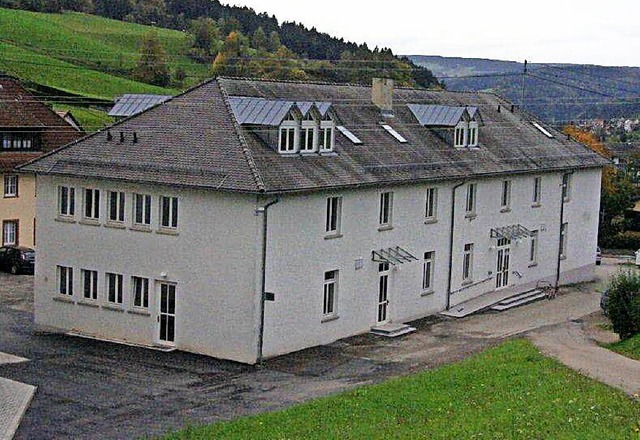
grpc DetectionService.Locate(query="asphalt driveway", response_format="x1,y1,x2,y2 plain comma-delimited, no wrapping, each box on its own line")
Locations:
0,258,627,439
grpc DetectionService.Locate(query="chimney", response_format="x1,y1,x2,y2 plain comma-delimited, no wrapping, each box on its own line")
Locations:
372,78,394,116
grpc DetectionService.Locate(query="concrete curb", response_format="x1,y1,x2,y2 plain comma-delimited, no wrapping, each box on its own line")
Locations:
0,377,36,440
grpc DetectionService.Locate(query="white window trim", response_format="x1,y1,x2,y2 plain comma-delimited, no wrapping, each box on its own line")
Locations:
279,114,299,154
108,191,126,223
379,191,393,229
454,122,467,147
532,177,542,206
57,265,73,296
3,175,18,197
300,116,318,153
132,276,150,309
322,270,338,320
2,220,17,246
58,185,75,218
106,272,124,305
465,183,477,217
83,188,100,221
468,121,479,147
81,269,98,301
425,187,438,222
422,251,435,294
319,120,335,152
501,180,512,211
529,231,539,266
462,243,474,283
133,193,152,228
325,196,342,237
160,196,179,230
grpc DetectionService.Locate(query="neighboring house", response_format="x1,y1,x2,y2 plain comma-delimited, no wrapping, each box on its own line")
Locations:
21,77,607,364
0,76,82,248
108,94,172,120
55,110,83,132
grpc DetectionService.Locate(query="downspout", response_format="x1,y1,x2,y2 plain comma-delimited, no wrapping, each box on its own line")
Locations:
446,180,466,310
554,172,572,293
257,196,280,364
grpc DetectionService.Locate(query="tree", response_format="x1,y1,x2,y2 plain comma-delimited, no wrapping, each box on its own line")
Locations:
189,16,220,60
252,26,267,52
268,30,281,52
133,32,171,87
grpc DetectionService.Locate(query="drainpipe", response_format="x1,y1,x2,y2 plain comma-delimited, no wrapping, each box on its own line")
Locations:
446,180,466,310
256,196,280,364
554,172,572,293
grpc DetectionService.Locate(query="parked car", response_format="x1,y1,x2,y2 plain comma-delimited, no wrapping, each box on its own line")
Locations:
0,246,35,274
596,246,602,265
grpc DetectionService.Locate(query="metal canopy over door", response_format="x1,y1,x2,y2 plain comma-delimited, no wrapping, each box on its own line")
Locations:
496,238,511,289
158,282,176,344
377,262,390,323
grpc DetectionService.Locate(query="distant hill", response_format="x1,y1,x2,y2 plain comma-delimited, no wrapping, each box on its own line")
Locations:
410,55,640,123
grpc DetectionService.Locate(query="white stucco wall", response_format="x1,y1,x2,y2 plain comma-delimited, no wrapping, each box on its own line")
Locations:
262,168,602,358
34,175,261,364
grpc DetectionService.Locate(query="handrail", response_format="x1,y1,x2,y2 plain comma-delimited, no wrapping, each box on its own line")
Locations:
450,275,494,295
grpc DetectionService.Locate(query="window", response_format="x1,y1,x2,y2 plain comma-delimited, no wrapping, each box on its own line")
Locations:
462,243,474,282
532,177,542,205
319,116,335,152
300,114,316,153
58,186,75,217
501,180,511,210
454,123,466,147
279,113,298,153
468,122,479,147
134,193,152,226
108,191,125,223
425,187,438,221
323,270,338,317
83,188,100,220
529,230,539,265
132,276,149,308
160,196,179,229
2,220,18,246
560,223,568,259
3,175,18,197
465,183,477,216
106,272,123,304
325,196,342,235
82,269,98,300
379,192,393,227
57,265,73,296
422,251,435,292
562,173,572,202
1,132,34,150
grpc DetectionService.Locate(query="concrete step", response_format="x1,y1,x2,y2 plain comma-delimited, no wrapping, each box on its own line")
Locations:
491,290,547,311
370,322,416,338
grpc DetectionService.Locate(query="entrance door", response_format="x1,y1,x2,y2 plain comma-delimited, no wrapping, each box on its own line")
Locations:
496,238,511,289
377,262,390,323
158,283,176,344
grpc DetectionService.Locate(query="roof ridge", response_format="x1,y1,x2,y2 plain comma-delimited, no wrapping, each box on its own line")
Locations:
217,79,266,192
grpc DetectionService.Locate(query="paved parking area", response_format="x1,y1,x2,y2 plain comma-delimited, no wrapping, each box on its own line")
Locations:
0,261,625,439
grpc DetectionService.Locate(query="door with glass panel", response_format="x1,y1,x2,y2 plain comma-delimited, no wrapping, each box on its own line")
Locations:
377,263,390,323
158,283,176,344
496,238,511,289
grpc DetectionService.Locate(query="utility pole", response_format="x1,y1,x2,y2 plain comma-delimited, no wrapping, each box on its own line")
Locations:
520,59,527,112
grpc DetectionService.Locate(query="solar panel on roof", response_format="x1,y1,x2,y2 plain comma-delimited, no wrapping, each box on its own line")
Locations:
380,123,408,143
336,126,362,144
108,94,172,117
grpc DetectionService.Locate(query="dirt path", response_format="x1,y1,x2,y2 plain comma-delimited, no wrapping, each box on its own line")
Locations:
528,320,640,396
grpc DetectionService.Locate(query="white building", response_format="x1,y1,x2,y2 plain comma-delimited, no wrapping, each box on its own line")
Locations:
21,78,607,364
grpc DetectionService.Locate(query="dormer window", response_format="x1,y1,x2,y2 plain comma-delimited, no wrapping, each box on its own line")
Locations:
279,112,298,153
454,123,467,147
468,121,479,147
319,115,335,153
300,113,317,153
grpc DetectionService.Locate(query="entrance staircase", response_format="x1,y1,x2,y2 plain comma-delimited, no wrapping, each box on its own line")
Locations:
490,289,546,311
370,322,416,337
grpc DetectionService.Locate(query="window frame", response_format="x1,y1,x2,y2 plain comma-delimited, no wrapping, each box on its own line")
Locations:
468,121,479,147
81,269,98,301
3,174,18,198
58,185,75,218
2,220,18,246
132,276,150,309
379,191,393,228
454,122,467,147
108,190,126,223
422,251,435,293
425,187,438,222
465,183,477,216
160,196,179,230
57,265,73,296
462,243,474,283
319,118,335,153
322,270,338,319
278,113,298,154
133,193,152,227
83,188,100,220
501,180,512,211
106,272,124,305
529,230,539,265
532,176,542,206
325,196,342,236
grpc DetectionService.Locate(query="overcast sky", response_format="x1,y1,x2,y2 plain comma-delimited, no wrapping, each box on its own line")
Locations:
226,0,639,67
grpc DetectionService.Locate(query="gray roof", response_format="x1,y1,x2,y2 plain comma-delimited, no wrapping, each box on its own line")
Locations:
408,104,478,127
108,94,172,118
21,78,608,194
228,97,332,126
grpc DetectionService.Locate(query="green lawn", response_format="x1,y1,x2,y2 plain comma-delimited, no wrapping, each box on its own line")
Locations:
607,334,640,361
0,8,212,99
164,339,639,439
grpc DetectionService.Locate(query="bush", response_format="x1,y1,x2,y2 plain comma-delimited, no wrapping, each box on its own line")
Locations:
606,271,640,340
600,231,640,251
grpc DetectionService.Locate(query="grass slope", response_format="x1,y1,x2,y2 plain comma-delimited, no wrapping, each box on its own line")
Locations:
51,103,113,132
0,8,213,99
165,339,639,439
607,334,640,361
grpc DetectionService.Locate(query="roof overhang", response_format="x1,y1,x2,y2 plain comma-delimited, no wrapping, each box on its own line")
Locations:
490,224,532,240
371,246,418,266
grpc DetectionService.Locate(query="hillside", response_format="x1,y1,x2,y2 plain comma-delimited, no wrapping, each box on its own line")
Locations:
410,55,640,123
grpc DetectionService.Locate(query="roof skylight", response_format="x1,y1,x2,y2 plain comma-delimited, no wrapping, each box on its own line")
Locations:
336,125,362,144
380,123,408,143
532,122,554,138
